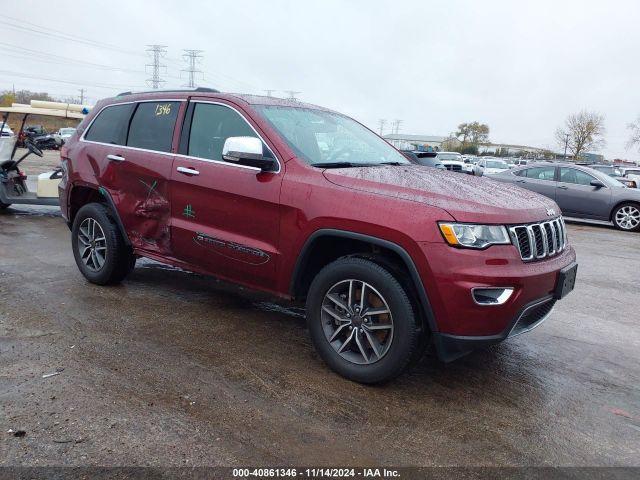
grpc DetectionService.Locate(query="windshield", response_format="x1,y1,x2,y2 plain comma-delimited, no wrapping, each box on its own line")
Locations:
255,106,409,166
486,160,508,168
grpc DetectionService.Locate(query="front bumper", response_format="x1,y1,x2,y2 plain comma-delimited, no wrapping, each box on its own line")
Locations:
432,294,557,362
414,239,577,361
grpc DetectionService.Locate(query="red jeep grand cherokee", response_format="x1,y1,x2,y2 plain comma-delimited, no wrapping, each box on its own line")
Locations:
59,89,577,383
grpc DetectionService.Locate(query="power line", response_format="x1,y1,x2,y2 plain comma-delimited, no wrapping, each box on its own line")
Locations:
182,49,203,88
0,15,146,57
0,69,145,90
146,45,167,90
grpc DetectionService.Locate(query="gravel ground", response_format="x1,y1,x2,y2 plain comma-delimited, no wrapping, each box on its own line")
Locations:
0,207,638,468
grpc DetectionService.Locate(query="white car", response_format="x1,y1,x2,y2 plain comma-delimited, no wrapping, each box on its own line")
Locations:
476,158,510,175
53,127,77,145
620,166,640,188
436,152,467,173
1,124,13,137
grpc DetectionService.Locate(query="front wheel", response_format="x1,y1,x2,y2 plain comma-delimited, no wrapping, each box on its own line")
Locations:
612,203,640,232
306,257,420,384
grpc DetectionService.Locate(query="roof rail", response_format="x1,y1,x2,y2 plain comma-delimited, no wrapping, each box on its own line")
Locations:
116,87,220,97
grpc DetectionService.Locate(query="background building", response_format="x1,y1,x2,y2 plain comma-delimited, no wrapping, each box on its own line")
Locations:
383,134,452,151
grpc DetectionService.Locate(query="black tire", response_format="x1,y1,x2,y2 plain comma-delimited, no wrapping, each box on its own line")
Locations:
306,257,419,384
612,202,640,232
0,202,11,210
71,202,134,285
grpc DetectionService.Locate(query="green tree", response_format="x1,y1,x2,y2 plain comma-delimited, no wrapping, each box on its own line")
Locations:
455,122,490,148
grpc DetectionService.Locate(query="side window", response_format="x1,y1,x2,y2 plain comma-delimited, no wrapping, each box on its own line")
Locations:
187,103,260,161
127,102,180,152
84,104,134,145
559,168,596,186
522,166,555,181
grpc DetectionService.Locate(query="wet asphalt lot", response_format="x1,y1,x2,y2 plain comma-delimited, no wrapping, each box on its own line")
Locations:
0,205,639,467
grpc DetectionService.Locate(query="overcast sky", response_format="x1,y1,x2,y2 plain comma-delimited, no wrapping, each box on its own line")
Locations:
3,0,640,159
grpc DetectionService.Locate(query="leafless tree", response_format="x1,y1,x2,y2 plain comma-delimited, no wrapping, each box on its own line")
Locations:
555,111,606,160
626,116,640,151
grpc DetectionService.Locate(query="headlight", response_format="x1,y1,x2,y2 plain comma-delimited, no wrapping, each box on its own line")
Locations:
438,223,511,249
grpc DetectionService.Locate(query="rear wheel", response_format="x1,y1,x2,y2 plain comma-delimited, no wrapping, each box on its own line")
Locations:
71,203,135,285
306,257,419,384
612,203,640,232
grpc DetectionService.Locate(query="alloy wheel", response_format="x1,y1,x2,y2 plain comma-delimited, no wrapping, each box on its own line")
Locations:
320,279,394,365
615,205,640,230
78,218,107,271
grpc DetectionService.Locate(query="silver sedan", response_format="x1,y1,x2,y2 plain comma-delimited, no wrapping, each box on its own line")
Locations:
491,162,640,232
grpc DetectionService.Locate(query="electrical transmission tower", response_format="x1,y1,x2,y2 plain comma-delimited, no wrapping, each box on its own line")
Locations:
145,45,167,89
78,88,85,104
182,49,204,88
378,119,387,136
263,89,276,97
284,90,301,100
391,119,403,134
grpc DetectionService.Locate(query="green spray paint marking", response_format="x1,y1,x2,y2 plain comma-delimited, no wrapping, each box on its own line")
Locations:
183,204,195,218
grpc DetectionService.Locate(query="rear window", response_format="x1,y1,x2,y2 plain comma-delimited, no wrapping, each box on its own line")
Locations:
84,104,134,145
127,102,180,152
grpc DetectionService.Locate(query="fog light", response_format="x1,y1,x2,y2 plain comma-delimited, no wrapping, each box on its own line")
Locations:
472,287,514,306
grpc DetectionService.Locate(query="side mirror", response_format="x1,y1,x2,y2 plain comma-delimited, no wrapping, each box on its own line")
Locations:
222,136,276,172
590,179,605,188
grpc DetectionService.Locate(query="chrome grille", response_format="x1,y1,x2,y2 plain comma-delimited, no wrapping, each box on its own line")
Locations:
509,217,567,261
445,164,463,171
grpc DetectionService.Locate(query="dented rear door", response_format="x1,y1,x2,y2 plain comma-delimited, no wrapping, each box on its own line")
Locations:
99,100,185,255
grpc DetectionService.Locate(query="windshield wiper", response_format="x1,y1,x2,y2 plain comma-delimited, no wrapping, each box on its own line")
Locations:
312,162,360,168
379,161,403,166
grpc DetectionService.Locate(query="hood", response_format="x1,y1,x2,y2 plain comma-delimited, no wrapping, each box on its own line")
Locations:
323,165,559,224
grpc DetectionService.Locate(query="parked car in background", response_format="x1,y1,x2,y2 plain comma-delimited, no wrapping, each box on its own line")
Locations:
619,166,640,188
55,127,77,145
59,90,577,383
1,124,13,137
492,163,640,231
400,150,445,169
435,151,466,172
589,165,637,188
477,158,510,175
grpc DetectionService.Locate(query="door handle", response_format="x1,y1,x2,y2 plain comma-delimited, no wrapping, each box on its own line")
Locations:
516,179,526,183
177,166,200,176
557,185,568,190
106,154,125,162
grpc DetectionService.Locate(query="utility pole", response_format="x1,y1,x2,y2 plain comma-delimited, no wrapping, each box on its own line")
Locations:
263,89,276,97
563,133,570,160
182,49,203,88
284,90,301,100
378,119,387,136
78,88,85,104
146,45,167,89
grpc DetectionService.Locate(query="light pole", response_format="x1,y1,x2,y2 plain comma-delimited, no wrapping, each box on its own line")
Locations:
563,133,570,160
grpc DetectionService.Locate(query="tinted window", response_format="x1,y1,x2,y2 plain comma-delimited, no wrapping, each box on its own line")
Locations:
521,166,555,180
127,102,180,152
559,167,597,186
85,104,134,145
188,103,258,160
